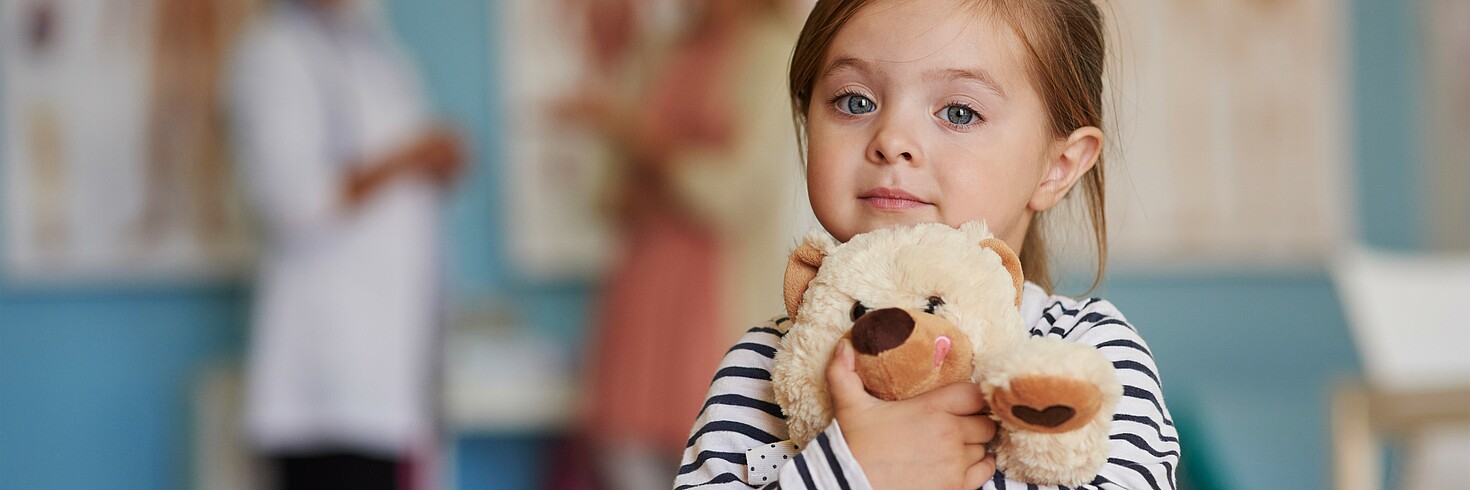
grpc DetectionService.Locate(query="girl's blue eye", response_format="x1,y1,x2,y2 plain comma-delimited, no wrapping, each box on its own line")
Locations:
842,94,876,115
941,105,977,125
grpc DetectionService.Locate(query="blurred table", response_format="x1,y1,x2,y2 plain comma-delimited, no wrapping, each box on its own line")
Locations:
1332,247,1470,489
440,314,582,490
443,328,580,432
1332,381,1470,490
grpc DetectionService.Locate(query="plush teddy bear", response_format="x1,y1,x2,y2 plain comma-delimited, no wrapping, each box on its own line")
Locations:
771,222,1121,486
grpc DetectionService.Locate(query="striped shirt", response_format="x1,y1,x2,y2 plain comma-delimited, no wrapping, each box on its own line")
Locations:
674,282,1180,489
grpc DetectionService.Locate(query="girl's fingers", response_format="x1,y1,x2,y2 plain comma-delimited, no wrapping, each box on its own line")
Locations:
963,452,998,489
920,382,988,416
963,444,988,463
825,339,878,411
958,415,998,445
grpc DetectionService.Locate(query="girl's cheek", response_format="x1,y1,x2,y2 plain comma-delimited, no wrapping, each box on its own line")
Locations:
806,159,840,199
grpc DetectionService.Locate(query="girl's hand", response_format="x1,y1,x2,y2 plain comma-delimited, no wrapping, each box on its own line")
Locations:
827,339,998,490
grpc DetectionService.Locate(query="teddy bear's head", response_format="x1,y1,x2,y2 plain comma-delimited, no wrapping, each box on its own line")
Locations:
771,221,1030,445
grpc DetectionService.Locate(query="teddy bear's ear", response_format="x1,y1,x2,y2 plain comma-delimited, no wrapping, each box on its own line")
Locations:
783,232,834,320
979,238,1024,308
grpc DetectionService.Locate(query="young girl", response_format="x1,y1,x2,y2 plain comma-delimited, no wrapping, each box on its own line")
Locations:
674,0,1179,489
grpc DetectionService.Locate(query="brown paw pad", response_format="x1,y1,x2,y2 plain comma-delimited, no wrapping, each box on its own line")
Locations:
1011,404,1076,428
992,376,1102,433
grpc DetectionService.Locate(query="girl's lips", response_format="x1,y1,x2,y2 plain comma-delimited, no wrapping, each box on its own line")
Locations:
860,187,931,210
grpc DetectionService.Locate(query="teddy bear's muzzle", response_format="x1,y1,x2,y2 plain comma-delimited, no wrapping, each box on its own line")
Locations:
847,308,975,400
849,308,915,356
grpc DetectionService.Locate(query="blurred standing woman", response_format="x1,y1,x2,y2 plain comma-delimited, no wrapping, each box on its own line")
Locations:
563,0,805,487
227,1,462,489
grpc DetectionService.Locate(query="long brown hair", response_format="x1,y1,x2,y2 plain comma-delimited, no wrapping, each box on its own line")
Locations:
788,0,1110,293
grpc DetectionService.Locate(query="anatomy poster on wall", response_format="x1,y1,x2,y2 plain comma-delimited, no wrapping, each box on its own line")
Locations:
1,0,257,283
1424,0,1470,250
1097,0,1350,268
491,0,636,281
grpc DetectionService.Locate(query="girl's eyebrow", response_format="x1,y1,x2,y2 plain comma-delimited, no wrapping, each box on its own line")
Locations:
821,56,879,79
924,67,1008,100
821,56,1008,101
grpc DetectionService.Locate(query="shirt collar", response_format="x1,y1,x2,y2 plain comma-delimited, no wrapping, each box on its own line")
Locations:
1020,280,1049,328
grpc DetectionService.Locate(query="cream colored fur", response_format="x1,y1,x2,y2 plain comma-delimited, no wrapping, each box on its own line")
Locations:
981,337,1121,484
770,222,1119,486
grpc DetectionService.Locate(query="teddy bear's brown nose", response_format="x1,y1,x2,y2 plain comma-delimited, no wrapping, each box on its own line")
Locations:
850,308,914,355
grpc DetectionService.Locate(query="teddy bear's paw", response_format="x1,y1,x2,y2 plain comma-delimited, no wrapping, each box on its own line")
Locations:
991,375,1102,433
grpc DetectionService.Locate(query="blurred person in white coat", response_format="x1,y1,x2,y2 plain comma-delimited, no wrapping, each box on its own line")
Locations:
227,0,462,488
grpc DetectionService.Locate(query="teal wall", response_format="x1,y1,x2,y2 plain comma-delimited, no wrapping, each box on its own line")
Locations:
0,286,246,489
1099,273,1359,489
0,0,1426,489
1351,0,1426,251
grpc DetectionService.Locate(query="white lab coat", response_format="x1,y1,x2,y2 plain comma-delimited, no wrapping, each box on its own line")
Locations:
229,3,440,455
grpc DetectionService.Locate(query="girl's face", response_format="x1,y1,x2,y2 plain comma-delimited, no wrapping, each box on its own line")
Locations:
805,0,1099,246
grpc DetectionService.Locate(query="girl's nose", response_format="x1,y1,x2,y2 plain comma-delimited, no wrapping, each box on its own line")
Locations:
866,115,922,166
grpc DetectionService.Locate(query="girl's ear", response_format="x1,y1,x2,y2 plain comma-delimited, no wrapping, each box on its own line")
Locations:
1029,126,1103,212
784,231,836,320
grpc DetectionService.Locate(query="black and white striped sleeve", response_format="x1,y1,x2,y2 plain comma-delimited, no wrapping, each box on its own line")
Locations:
997,298,1181,490
675,320,874,490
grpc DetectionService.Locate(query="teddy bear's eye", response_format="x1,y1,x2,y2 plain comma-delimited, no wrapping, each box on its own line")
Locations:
924,296,945,314
850,302,868,322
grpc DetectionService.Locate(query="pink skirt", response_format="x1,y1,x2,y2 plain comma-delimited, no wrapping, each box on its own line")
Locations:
581,211,726,454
